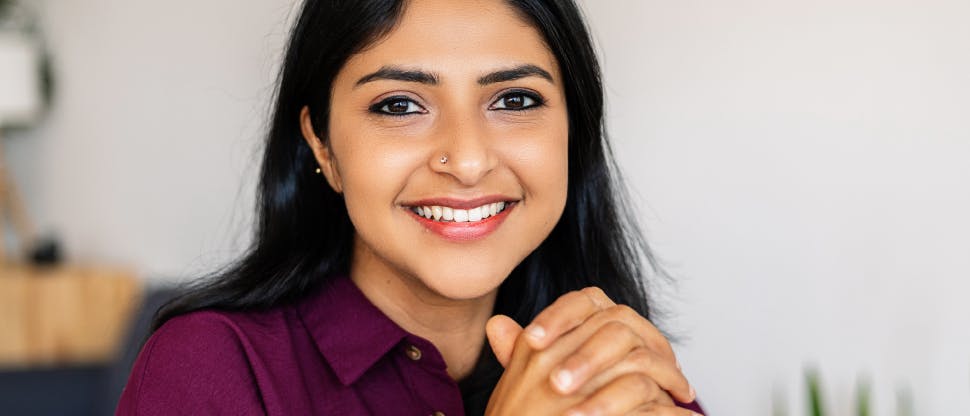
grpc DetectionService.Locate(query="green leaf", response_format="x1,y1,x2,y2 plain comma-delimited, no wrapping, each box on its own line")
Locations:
806,367,826,416
856,376,871,416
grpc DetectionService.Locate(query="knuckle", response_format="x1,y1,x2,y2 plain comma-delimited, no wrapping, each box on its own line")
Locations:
628,373,659,394
615,303,638,317
629,347,656,370
581,286,607,299
580,286,609,307
605,321,641,345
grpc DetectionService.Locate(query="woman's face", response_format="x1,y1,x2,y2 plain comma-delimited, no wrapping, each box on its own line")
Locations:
303,0,568,300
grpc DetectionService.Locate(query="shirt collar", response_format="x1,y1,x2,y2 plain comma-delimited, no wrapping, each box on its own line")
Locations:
296,274,409,386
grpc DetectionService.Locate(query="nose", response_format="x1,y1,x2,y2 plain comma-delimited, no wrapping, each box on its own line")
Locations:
430,114,497,186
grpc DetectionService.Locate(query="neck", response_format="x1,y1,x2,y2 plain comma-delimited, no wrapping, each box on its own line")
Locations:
349,238,497,380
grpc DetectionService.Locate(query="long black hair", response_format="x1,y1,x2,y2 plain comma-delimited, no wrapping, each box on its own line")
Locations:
155,1,665,414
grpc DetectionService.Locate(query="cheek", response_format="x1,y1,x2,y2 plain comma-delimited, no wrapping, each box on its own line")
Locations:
500,118,570,212
326,116,429,215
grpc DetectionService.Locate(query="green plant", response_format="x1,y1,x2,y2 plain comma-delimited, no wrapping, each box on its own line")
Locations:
800,368,873,416
806,369,826,416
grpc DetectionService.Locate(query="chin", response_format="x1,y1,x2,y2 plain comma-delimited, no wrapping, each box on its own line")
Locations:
415,263,511,301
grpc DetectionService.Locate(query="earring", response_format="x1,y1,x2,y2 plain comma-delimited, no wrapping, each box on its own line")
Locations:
439,155,448,164
315,167,322,174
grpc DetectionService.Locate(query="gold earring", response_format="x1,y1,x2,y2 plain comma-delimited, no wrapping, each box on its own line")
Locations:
315,167,322,174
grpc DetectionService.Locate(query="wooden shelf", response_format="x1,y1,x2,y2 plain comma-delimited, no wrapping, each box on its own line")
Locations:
0,265,142,368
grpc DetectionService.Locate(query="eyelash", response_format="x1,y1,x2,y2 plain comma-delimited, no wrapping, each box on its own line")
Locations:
368,90,546,117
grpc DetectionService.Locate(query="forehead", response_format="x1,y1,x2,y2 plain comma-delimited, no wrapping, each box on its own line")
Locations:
340,0,560,81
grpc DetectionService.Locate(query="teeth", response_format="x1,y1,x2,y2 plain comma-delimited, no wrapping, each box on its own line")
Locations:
468,207,482,222
412,202,510,223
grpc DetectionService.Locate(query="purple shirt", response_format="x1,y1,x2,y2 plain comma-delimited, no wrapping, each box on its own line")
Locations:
117,275,705,415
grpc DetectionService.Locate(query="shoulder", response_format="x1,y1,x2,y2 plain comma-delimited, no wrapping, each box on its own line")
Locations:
116,310,280,415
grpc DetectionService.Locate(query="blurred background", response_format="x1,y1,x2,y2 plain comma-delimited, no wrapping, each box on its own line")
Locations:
0,0,967,414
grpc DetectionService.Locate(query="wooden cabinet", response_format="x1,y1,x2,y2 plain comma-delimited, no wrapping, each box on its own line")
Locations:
0,266,141,368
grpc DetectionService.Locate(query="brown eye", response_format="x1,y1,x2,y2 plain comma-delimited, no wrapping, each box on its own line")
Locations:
491,91,543,111
504,95,526,109
370,96,425,116
386,99,411,113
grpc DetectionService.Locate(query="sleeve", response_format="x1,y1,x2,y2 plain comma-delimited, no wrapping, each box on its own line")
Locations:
115,312,266,415
676,398,706,415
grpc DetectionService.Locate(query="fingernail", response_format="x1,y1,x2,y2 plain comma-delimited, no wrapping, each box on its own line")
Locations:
690,385,697,400
525,325,546,341
676,360,682,370
552,368,573,391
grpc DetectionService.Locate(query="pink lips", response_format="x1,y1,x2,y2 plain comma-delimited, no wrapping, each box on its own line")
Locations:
402,196,517,242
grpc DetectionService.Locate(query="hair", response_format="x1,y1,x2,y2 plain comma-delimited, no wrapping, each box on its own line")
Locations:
154,0,666,414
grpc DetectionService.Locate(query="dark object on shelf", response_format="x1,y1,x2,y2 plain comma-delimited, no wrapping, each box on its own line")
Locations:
29,236,60,266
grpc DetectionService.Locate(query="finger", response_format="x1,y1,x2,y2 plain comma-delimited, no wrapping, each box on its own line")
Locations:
549,320,643,394
579,353,676,405
485,314,522,368
593,347,694,404
523,287,615,350
625,404,703,416
564,373,665,416
579,304,694,403
584,304,677,366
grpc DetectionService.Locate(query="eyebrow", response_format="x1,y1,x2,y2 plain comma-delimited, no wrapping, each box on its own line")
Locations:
354,64,554,88
355,67,439,87
477,64,553,86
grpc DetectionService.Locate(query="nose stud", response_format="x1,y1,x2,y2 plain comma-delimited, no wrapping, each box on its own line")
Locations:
439,155,448,164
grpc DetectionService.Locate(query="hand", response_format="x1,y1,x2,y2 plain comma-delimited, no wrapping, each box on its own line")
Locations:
484,287,698,415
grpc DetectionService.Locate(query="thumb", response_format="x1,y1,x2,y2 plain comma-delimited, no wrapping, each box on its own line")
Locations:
486,314,522,368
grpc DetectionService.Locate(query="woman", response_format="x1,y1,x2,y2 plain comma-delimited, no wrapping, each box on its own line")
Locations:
117,0,705,415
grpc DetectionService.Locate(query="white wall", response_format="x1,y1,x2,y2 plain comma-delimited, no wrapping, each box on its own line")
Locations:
8,0,969,414
9,0,298,279
579,0,970,414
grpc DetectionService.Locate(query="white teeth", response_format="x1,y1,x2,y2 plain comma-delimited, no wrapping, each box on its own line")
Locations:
411,202,510,222
468,207,482,222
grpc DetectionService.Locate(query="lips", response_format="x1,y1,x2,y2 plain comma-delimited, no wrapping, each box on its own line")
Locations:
411,201,508,223
401,196,518,242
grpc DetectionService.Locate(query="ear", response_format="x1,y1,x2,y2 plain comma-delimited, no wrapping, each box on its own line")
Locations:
300,106,343,193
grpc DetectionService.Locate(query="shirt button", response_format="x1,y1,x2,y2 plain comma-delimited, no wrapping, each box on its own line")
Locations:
405,344,422,361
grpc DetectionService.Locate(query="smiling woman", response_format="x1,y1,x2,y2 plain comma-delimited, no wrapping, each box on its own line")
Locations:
115,0,704,415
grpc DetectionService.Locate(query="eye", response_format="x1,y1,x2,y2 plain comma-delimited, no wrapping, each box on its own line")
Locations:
370,96,426,116
490,90,544,111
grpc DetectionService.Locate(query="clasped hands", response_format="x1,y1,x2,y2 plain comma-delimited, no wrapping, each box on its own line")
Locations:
484,287,700,416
